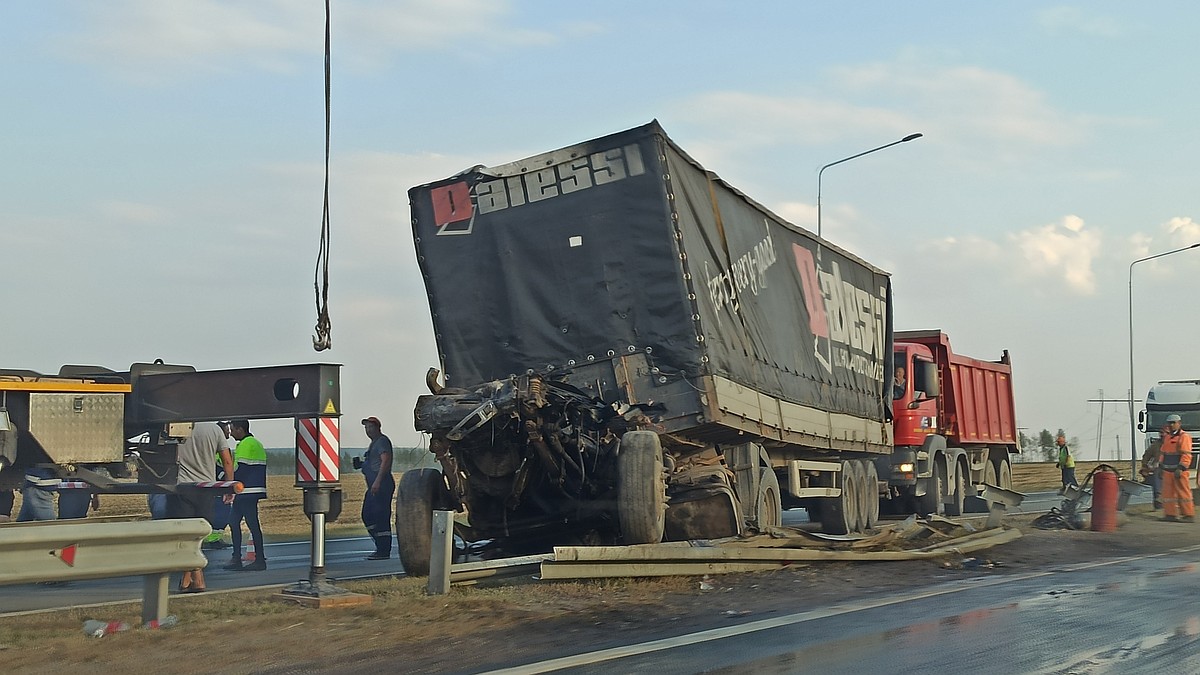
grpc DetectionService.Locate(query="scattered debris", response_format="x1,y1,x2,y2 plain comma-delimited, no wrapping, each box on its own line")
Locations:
142,615,178,630
82,620,130,637
540,519,1022,580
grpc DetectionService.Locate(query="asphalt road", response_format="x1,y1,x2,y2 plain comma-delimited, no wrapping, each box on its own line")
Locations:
478,542,1200,674
0,488,1138,616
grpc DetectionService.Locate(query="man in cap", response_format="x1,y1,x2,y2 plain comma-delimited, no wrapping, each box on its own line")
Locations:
360,416,395,560
1159,414,1194,522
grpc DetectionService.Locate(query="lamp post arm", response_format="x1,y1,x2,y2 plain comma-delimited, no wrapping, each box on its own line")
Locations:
1127,241,1200,471
815,133,922,240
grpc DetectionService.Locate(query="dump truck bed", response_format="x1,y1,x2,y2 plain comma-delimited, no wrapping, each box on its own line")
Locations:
895,330,1017,447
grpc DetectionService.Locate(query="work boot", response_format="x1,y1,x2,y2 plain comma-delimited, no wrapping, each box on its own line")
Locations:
1161,516,1178,522
1181,516,1195,523
237,559,267,571
222,558,244,571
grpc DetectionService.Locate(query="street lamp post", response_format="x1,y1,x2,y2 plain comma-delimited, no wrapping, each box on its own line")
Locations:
1127,242,1200,475
817,133,923,240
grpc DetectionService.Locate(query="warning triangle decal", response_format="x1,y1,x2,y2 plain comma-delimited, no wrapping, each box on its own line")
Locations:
323,399,337,414
52,544,78,567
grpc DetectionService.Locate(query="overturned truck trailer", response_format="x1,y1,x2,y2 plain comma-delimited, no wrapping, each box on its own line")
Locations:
406,121,892,573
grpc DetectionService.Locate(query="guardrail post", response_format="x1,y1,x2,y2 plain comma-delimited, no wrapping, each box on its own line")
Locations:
280,415,371,608
142,573,169,624
427,510,454,595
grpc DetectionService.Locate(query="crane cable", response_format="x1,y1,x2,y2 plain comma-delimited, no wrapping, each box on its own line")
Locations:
312,0,333,351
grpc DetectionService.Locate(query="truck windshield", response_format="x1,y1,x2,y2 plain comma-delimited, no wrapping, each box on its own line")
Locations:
1147,408,1200,431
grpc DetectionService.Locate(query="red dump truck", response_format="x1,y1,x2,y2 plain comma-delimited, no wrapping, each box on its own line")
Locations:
888,330,1017,517
402,121,1016,571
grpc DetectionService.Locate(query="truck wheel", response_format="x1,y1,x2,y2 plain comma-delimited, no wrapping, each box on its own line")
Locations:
396,468,445,577
617,431,666,544
945,460,967,516
820,462,859,535
755,467,782,531
996,457,1013,490
983,461,997,487
916,458,945,516
861,460,880,530
849,461,868,532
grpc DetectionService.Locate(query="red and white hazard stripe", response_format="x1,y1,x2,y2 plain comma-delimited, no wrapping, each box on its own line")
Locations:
56,481,90,490
188,480,244,492
297,416,339,483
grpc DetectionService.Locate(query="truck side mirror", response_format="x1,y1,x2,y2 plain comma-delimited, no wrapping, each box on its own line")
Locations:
1137,409,1146,433
920,362,940,398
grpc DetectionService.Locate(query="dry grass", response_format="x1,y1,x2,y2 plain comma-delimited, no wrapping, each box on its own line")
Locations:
0,574,694,672
1011,460,1139,492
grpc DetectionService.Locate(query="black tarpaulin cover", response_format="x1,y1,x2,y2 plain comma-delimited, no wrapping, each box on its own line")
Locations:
409,121,891,423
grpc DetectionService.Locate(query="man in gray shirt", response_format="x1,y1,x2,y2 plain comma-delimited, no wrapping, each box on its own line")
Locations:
171,422,235,592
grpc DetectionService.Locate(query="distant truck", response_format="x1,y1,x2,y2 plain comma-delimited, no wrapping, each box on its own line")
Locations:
1139,380,1200,465
403,122,1017,573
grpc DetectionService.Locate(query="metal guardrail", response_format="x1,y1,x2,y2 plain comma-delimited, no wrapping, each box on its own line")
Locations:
0,517,209,623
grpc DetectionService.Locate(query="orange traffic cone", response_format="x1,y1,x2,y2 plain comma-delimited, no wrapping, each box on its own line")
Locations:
245,535,256,562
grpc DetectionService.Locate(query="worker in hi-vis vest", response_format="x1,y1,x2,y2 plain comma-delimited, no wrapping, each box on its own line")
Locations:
223,419,268,570
1159,414,1194,523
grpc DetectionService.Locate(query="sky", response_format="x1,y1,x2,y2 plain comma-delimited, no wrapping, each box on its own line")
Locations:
4,1,1200,459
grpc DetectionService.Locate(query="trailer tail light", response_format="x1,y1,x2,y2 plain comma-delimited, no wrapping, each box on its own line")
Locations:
897,463,915,473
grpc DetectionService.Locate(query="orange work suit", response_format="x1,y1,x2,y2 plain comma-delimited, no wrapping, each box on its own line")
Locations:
1160,431,1194,518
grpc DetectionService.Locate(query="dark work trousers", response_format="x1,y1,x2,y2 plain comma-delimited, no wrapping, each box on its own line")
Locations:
230,495,266,562
361,472,396,555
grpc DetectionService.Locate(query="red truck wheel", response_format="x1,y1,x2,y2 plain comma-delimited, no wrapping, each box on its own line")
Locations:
997,457,1013,490
917,459,946,516
945,460,967,516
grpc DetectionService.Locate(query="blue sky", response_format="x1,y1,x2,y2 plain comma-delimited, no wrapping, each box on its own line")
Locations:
4,1,1199,457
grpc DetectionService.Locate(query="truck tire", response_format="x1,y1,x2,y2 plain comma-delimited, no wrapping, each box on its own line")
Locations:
945,460,967,516
849,461,868,532
983,460,998,488
996,456,1013,490
916,457,946,516
396,468,445,577
755,467,782,531
861,460,880,530
617,431,666,544
820,462,859,535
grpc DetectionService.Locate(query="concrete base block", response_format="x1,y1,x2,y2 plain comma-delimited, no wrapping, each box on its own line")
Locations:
275,591,373,609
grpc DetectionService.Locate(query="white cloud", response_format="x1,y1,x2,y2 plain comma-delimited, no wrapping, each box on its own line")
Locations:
1036,6,1124,38
673,60,1098,174
1014,215,1102,293
1164,216,1200,246
58,0,555,82
932,215,1102,295
96,200,170,226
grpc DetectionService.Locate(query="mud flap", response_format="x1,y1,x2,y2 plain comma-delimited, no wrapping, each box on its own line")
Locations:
663,484,742,541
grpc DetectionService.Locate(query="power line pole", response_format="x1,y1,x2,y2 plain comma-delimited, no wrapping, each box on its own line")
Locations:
1094,389,1105,460
1088,393,1143,470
